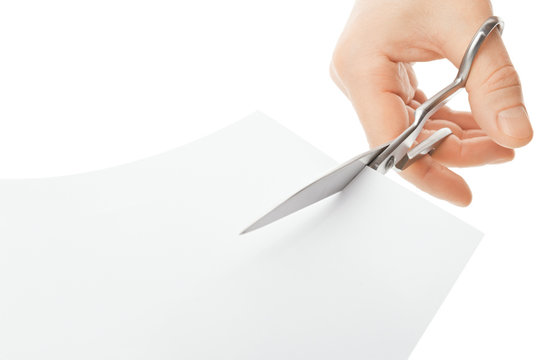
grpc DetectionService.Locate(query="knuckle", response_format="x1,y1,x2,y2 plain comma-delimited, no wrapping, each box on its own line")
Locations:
419,161,435,182
457,139,466,161
330,45,351,80
481,64,522,94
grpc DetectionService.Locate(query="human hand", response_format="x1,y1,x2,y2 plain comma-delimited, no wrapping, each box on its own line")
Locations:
330,0,533,206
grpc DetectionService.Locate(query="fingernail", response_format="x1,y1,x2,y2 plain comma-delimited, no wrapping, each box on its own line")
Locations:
497,106,532,139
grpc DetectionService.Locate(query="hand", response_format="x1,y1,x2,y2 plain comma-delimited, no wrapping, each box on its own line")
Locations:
330,0,533,206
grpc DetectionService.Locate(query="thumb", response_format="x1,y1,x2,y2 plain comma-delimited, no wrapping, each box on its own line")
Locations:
445,22,533,148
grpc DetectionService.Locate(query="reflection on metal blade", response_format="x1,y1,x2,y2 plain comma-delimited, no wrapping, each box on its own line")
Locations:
241,147,384,234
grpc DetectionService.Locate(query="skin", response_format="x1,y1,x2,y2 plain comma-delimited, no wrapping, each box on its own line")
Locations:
330,0,533,206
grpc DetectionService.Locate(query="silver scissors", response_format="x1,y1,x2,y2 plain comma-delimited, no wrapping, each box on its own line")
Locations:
241,16,503,235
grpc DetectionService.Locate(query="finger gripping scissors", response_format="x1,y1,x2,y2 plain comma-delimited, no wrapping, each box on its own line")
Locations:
241,16,503,234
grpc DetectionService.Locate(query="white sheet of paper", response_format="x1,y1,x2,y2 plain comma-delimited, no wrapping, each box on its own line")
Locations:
0,113,481,359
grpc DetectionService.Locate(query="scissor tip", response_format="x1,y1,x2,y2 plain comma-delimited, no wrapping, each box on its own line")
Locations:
239,221,263,235
239,226,253,235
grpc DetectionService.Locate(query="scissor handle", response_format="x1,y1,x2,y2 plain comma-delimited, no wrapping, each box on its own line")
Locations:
415,16,504,127
369,16,504,173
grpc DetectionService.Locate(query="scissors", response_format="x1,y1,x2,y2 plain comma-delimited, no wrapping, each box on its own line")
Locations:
241,16,503,235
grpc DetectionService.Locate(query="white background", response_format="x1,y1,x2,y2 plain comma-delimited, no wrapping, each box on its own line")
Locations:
0,0,538,359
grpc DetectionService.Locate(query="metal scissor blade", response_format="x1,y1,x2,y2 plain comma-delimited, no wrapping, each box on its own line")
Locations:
240,146,385,234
